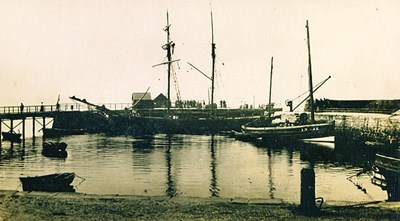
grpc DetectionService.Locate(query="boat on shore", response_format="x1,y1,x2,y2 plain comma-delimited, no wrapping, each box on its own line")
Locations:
1,131,22,143
240,20,335,142
19,172,76,192
371,148,400,201
42,142,68,158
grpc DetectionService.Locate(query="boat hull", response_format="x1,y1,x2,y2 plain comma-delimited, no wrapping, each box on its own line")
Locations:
372,152,400,201
43,128,86,138
19,173,75,192
42,142,68,158
127,116,260,135
241,121,335,142
1,132,22,143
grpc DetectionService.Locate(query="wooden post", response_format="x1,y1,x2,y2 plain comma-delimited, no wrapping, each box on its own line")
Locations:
32,116,35,138
22,118,25,148
300,168,316,215
10,119,13,133
42,117,46,134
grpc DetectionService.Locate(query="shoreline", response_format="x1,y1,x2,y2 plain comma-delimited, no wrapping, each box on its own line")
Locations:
0,190,399,220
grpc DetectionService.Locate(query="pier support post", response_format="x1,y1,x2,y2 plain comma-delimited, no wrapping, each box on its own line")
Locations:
22,118,25,148
42,117,46,138
300,168,316,216
32,116,35,138
10,119,13,133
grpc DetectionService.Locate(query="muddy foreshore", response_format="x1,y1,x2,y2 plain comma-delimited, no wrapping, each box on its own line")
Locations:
0,190,399,220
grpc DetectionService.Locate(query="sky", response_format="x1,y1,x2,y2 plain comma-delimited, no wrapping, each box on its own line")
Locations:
0,0,399,108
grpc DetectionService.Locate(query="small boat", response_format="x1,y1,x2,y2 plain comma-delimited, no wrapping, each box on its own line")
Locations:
375,152,400,173
19,172,76,192
42,142,68,158
371,148,400,201
1,131,22,143
43,128,86,138
241,21,335,142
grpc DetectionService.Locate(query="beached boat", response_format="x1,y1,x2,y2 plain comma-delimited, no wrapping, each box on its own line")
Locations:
1,131,22,143
374,152,400,173
42,142,68,158
19,172,75,192
371,149,400,201
241,21,335,142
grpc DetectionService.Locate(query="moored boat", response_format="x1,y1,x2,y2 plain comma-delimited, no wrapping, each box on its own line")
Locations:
42,142,68,158
241,20,335,142
1,131,22,143
43,128,86,138
242,119,335,141
19,172,76,192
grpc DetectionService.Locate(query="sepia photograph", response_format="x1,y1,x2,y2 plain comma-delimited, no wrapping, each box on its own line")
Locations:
0,0,399,220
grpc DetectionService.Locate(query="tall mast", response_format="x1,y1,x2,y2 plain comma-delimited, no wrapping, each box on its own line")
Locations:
211,11,216,116
306,20,315,123
268,57,274,118
165,11,172,111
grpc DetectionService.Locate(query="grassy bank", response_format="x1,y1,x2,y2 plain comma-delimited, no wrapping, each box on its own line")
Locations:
0,190,399,220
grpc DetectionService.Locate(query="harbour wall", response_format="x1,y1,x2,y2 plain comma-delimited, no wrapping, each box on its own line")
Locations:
283,112,400,145
53,110,400,145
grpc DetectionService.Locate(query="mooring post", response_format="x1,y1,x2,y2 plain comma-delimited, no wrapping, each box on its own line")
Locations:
22,118,25,148
300,167,316,216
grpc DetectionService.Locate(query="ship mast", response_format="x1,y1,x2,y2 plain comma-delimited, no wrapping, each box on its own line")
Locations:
165,11,172,112
306,20,315,123
210,11,216,116
268,57,273,118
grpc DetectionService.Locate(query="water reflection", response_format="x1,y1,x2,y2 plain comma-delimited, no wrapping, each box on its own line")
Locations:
267,146,275,199
210,135,219,197
0,134,390,202
165,135,177,197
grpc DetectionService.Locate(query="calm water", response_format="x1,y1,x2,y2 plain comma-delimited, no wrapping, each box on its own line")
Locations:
0,134,387,203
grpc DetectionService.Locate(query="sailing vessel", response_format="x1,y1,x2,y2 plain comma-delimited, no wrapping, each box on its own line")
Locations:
57,12,259,136
241,20,335,142
126,11,259,135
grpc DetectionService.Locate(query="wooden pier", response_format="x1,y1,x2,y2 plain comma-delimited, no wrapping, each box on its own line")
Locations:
0,103,132,147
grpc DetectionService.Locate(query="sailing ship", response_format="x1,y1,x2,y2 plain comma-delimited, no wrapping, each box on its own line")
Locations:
126,11,259,135
241,20,335,142
57,12,260,136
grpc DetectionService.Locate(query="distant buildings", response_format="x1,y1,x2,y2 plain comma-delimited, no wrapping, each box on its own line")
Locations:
153,93,169,108
132,92,154,109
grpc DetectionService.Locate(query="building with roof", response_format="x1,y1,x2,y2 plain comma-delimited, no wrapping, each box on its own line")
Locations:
153,93,169,108
132,92,154,109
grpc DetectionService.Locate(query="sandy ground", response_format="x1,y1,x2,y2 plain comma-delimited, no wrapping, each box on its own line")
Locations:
0,190,399,221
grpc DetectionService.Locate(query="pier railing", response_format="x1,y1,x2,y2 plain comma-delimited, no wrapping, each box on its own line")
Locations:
0,103,133,115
